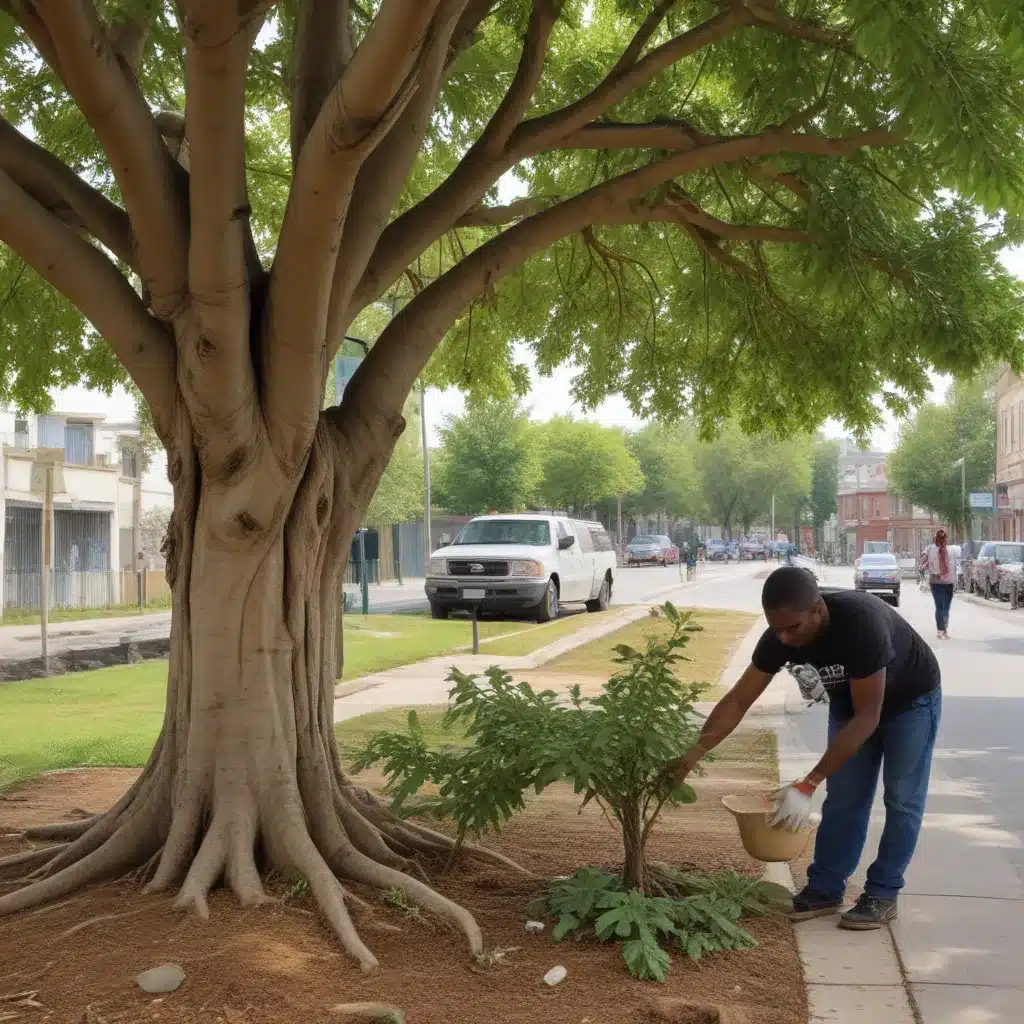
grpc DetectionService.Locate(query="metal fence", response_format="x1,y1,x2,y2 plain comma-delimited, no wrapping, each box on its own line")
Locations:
4,570,119,610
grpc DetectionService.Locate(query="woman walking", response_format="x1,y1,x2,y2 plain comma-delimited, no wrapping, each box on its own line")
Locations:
924,530,956,639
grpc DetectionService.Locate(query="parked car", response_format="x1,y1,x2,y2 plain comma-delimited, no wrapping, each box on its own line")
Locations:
969,542,1024,599
425,514,616,622
705,541,728,561
626,534,679,566
993,544,1024,601
854,553,901,605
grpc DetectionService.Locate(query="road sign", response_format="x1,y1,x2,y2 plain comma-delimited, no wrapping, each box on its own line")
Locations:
969,492,994,510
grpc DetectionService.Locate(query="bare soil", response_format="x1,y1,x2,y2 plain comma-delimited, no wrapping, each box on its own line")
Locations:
0,735,806,1024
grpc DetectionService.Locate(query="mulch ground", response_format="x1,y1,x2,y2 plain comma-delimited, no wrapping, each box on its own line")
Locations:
0,737,806,1024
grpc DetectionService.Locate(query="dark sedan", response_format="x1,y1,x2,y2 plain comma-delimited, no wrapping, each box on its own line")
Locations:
626,535,679,566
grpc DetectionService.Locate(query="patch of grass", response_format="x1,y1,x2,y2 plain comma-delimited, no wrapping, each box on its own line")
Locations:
342,614,524,679
335,705,468,756
714,729,779,773
0,598,172,627
543,608,756,694
479,609,615,657
0,661,167,790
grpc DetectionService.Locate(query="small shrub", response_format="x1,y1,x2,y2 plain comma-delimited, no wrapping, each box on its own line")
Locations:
381,887,420,916
352,602,708,889
526,867,791,981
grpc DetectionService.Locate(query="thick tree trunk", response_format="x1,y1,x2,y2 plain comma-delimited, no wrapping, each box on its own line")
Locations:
0,406,493,971
621,806,649,894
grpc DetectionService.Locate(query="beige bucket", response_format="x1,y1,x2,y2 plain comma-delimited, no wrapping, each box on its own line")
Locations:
722,794,812,863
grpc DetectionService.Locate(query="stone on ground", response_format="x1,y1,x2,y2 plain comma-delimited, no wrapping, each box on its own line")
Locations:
135,964,185,994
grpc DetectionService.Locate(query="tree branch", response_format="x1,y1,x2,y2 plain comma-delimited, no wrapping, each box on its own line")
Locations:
174,5,263,450
559,119,712,151
745,3,854,54
0,1,63,77
350,4,754,318
342,126,901,426
0,170,177,436
33,0,189,321
325,0,471,351
456,197,554,226
329,0,547,345
107,0,160,73
290,0,353,163
0,117,135,268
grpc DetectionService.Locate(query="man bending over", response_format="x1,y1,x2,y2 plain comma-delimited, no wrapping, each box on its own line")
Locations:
665,567,941,930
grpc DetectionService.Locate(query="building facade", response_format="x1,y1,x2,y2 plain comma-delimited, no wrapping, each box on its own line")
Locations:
834,439,944,558
0,391,173,610
995,368,1024,541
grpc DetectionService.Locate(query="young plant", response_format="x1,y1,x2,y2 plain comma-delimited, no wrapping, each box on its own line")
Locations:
352,603,708,891
527,867,792,981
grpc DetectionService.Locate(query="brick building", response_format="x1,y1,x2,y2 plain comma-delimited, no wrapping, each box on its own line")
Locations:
834,440,944,559
996,368,1024,541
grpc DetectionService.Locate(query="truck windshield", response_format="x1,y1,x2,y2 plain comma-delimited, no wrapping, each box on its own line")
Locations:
452,519,551,546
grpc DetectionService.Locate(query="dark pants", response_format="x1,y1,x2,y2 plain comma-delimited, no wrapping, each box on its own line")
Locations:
930,583,954,632
807,688,941,901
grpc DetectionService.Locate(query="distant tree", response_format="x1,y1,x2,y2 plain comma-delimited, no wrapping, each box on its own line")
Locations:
365,399,424,525
809,439,841,543
433,399,539,515
889,378,996,532
625,424,703,525
140,505,171,567
537,418,644,516
697,425,810,537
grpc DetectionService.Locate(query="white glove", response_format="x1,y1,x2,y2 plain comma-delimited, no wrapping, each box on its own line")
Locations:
769,780,815,831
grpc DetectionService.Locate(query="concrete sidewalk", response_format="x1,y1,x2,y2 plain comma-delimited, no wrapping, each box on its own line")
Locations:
773,578,1024,1024
333,573,710,722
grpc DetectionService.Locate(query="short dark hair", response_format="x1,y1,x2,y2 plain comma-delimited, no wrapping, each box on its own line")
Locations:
762,566,819,612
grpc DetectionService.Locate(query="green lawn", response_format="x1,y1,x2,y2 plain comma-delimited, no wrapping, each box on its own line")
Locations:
335,705,467,756
0,612,621,790
0,661,166,790
545,608,757,696
0,598,172,627
477,608,614,657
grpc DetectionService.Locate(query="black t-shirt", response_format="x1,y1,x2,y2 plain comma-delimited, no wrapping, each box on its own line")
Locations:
752,589,940,719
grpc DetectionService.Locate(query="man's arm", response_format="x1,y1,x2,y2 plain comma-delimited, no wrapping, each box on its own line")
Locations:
664,664,774,783
803,671,885,788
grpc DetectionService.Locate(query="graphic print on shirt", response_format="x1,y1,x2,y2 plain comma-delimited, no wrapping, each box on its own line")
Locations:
786,662,848,704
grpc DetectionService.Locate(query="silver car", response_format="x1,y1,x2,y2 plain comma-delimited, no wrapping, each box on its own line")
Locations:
854,553,901,606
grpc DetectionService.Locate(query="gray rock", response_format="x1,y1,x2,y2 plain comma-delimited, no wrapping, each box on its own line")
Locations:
135,964,185,994
543,965,567,987
525,920,545,934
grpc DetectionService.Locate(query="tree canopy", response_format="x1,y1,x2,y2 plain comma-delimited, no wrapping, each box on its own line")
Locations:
536,416,645,515
432,397,541,514
2,1,1023,440
889,377,997,530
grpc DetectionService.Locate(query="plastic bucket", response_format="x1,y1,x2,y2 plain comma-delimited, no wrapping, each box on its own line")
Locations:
722,794,811,863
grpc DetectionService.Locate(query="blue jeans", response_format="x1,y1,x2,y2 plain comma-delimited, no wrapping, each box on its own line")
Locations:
807,687,941,901
930,583,954,632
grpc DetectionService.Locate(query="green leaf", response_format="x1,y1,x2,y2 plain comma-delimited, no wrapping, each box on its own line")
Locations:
552,914,581,942
622,937,671,982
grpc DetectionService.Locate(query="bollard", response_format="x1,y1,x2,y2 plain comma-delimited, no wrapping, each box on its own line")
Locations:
471,606,480,654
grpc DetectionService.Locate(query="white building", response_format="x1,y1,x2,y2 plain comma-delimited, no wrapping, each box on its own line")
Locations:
0,386,173,609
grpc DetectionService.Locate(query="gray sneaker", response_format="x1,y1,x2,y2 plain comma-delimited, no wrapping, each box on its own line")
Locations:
839,894,898,930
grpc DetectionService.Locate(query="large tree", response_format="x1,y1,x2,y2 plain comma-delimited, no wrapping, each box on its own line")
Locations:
808,437,840,543
1,0,1023,969
889,377,997,533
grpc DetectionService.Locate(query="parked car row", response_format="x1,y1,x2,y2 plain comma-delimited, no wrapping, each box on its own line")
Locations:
626,534,680,566
964,542,1024,604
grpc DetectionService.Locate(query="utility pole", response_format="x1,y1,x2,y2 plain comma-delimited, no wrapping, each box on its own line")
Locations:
616,494,623,556
41,461,52,673
421,379,431,564
953,457,966,542
771,493,776,544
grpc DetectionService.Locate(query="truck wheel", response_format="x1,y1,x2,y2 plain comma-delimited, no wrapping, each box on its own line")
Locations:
536,579,559,623
586,576,611,613
430,603,449,620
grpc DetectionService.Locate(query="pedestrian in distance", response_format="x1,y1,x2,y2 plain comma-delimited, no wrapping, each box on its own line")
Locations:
662,567,941,931
924,529,956,639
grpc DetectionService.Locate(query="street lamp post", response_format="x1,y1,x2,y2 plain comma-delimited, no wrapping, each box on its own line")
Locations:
953,457,966,542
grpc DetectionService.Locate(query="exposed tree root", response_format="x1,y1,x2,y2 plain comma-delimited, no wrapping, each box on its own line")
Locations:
53,908,149,944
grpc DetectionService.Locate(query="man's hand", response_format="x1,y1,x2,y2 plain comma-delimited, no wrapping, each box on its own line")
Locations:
660,744,707,791
769,780,816,831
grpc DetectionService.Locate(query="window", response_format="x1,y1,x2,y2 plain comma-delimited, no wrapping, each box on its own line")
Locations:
452,519,550,546
572,521,594,553
873,499,881,519
589,527,614,553
121,446,140,478
13,416,27,449
64,422,93,465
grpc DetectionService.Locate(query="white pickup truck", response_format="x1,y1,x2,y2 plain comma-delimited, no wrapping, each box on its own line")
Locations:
425,514,616,622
